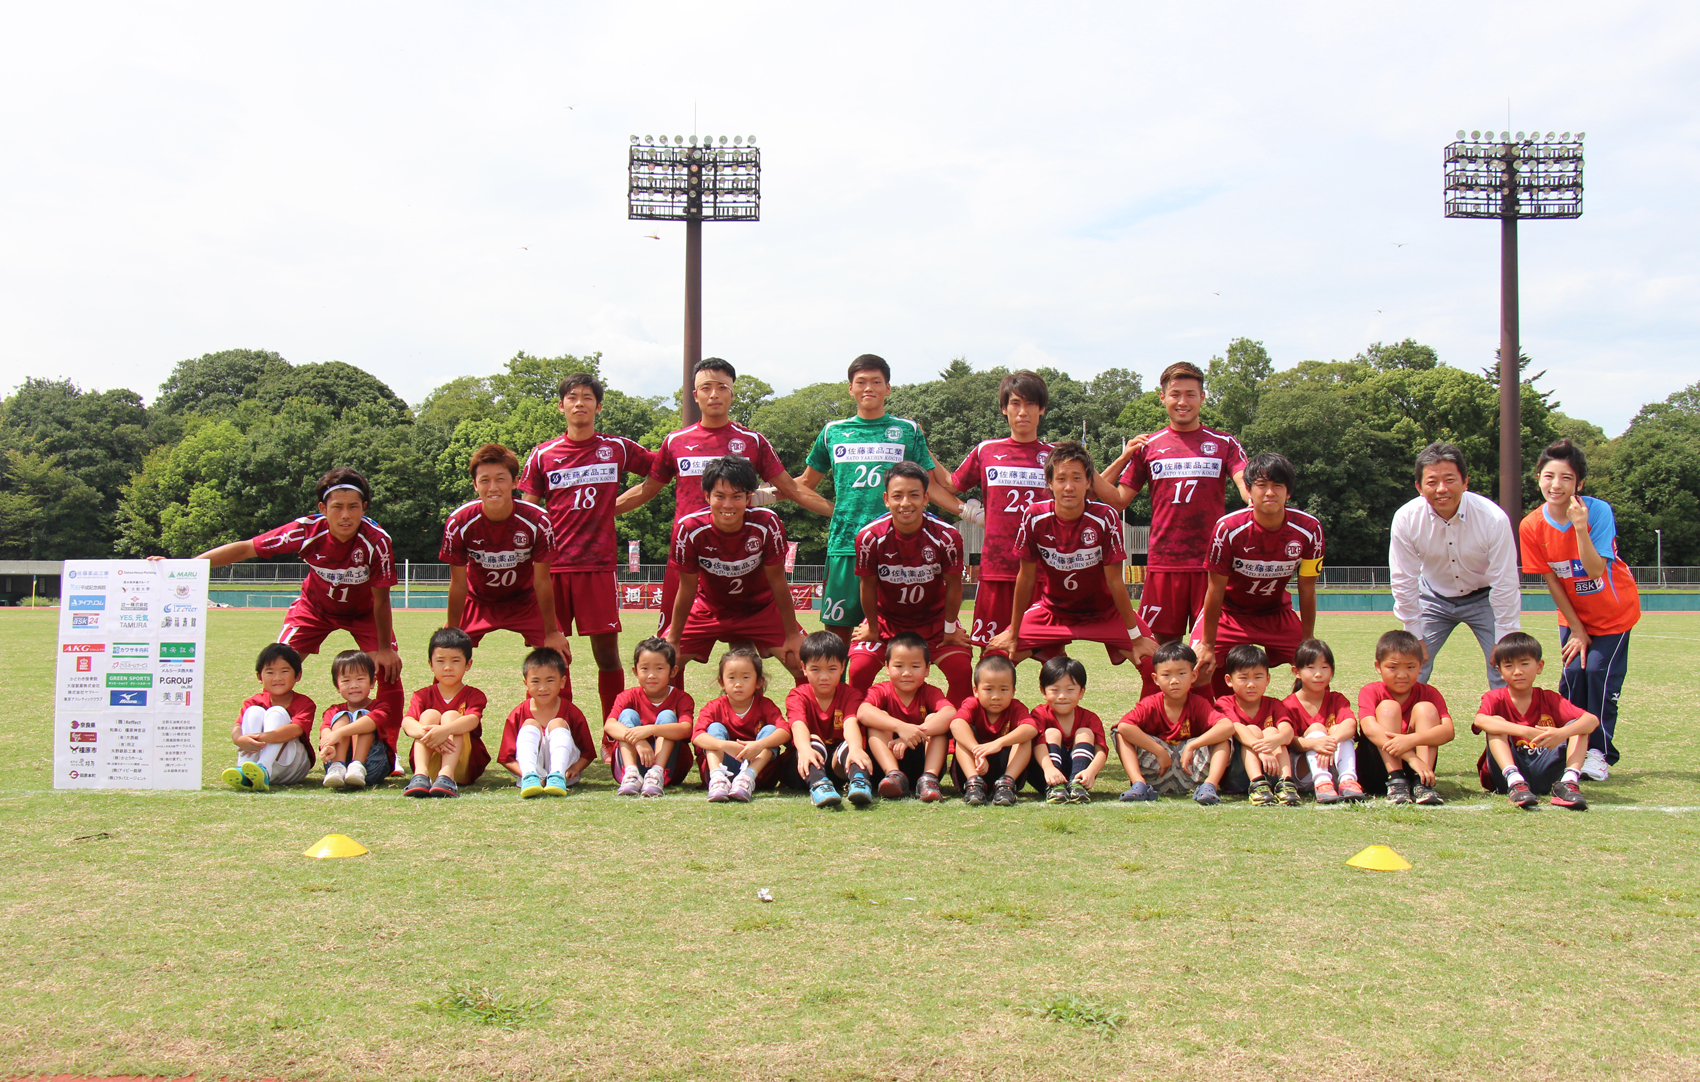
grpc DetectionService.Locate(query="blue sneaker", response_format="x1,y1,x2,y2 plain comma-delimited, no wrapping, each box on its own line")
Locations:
809,777,843,808
542,772,568,797
519,772,545,799
846,774,874,807
1192,781,1220,806
1119,781,1156,802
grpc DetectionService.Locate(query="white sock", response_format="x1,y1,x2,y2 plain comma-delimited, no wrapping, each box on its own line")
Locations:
1504,766,1525,787
517,725,542,776
644,762,664,780
1305,750,1334,785
547,728,578,776
1562,767,1581,785
738,761,756,778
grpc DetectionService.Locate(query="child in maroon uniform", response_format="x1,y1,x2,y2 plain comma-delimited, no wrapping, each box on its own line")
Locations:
849,462,972,703
317,650,399,790
1472,632,1597,810
401,628,489,799
498,647,595,798
949,654,1038,807
1115,641,1237,804
604,638,695,798
1217,645,1299,807
1357,630,1456,805
1284,638,1363,804
443,444,566,654
788,632,866,809
1027,656,1107,804
851,632,957,803
692,646,790,803
224,644,317,791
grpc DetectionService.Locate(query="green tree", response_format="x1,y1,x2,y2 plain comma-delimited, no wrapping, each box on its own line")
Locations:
115,417,249,557
254,361,412,425
1603,382,1700,564
0,449,105,559
153,349,292,415
1206,337,1274,433
417,375,499,431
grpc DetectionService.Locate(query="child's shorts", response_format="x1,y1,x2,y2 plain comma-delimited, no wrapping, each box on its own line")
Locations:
1478,744,1568,793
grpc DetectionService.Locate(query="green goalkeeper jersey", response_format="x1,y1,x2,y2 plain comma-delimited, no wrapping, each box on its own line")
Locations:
807,414,936,556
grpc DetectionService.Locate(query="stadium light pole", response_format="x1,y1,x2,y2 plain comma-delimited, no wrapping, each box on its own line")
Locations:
1444,129,1585,528
628,133,762,426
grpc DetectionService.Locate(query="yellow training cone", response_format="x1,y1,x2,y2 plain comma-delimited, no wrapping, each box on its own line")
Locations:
303,833,368,859
1346,845,1411,871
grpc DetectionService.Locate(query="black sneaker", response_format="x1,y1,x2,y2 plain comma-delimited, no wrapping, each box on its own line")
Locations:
1507,778,1539,809
1550,779,1588,811
1413,782,1444,806
991,776,1018,806
1385,774,1412,805
1276,777,1301,806
404,773,433,798
964,776,989,806
878,770,909,800
428,774,459,798
1248,778,1276,806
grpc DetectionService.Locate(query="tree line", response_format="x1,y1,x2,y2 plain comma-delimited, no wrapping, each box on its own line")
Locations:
2,341,1695,569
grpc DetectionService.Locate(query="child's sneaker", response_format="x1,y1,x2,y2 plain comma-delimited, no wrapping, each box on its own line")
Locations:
239,762,271,792
1550,779,1588,810
1385,775,1412,805
1248,778,1276,806
221,766,249,790
1413,782,1444,806
916,773,943,803
1507,778,1539,809
991,776,1018,806
1119,780,1157,802
730,768,757,803
964,775,989,806
322,761,347,789
1068,780,1092,804
1192,781,1220,806
615,766,643,797
1046,783,1070,805
519,773,545,799
707,771,732,803
878,770,909,799
1276,777,1301,806
344,761,367,790
429,775,459,798
543,773,569,797
404,773,432,797
809,777,843,808
846,773,875,807
1312,776,1339,804
640,766,666,798
1338,777,1365,802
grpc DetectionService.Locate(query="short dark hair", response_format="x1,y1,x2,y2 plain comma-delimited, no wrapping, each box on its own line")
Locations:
1152,640,1198,668
701,454,760,496
998,370,1049,411
522,647,568,677
974,652,1017,685
1222,643,1269,676
329,649,374,685
316,467,371,506
1414,442,1468,485
1535,438,1587,484
887,631,931,665
1039,655,1087,690
1044,440,1096,484
633,637,677,670
885,460,930,492
717,644,765,688
1159,362,1205,390
1243,452,1297,493
695,357,736,381
1375,629,1424,664
799,630,849,666
1492,631,1543,667
557,372,605,404
847,354,891,384
467,442,520,480
428,626,474,664
256,642,303,676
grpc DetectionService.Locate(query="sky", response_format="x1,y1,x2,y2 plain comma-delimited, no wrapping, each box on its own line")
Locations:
2,2,1696,436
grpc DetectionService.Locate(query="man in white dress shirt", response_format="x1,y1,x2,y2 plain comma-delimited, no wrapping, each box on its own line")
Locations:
1389,443,1522,689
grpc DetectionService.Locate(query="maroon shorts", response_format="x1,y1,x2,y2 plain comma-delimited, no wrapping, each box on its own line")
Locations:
1212,607,1305,667
969,580,1016,647
550,570,621,637
1016,604,1157,696
1139,570,1208,640
676,604,788,663
847,633,971,690
461,592,546,647
276,597,395,657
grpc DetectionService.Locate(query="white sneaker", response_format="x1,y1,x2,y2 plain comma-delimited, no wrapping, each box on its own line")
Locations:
322,761,346,789
1582,749,1610,781
344,760,367,790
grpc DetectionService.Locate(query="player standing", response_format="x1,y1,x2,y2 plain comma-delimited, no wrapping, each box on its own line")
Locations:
442,443,566,652
1192,452,1324,698
518,373,657,721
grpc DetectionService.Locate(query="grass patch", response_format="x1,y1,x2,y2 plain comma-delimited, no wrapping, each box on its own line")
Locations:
1024,994,1127,1035
732,913,790,932
416,986,552,1030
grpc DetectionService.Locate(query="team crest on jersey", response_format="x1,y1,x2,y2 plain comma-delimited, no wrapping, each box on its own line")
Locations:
596,446,613,461
745,535,762,553
1201,440,1218,455
1037,451,1050,465
514,531,530,546
886,426,903,441
1285,541,1302,557
352,550,365,565
1082,527,1098,545
922,546,936,562
728,438,747,454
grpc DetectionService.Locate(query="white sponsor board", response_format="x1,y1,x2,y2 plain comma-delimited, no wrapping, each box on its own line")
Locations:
54,560,208,790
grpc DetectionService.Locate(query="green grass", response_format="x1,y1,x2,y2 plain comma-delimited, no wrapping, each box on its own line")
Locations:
1,609,1698,1081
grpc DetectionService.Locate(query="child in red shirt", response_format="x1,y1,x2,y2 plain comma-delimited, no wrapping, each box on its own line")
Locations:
1472,631,1598,810
498,648,595,798
948,654,1038,806
787,632,866,809
317,649,398,791
401,627,489,798
1284,638,1363,804
224,643,317,791
1116,640,1237,804
1218,644,1298,806
604,638,695,798
851,632,957,803
691,646,790,803
1028,656,1108,804
1357,629,1455,805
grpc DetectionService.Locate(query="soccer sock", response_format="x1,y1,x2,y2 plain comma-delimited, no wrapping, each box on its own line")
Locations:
937,651,973,704
547,728,577,775
517,725,542,776
849,763,869,784
1504,767,1526,787
598,670,624,722
1048,747,1066,778
1070,745,1095,781
1562,767,1581,785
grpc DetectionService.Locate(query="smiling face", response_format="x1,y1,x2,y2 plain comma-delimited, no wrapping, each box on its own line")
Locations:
334,666,373,705
1295,659,1333,697
524,664,565,704
1417,462,1467,520
633,649,674,699
849,370,890,417
883,474,928,533
1538,459,1581,510
1042,674,1083,714
258,658,298,698
707,478,750,533
473,461,516,516
319,489,368,543
1160,377,1203,430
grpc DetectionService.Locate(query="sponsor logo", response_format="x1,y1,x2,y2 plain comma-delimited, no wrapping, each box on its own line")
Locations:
71,581,106,593
675,456,710,477
1081,527,1099,545
68,597,106,612
1036,545,1103,573
158,674,196,686
1148,457,1221,480
119,614,150,629
159,643,196,659
75,656,92,672
108,690,148,707
62,643,105,654
546,462,619,488
108,659,149,673
106,674,153,688
165,569,197,580
173,584,192,599
1232,557,1299,579
67,568,109,581
72,614,100,629
745,535,763,553
470,549,529,570
120,599,150,612
163,602,199,614
877,564,940,585
832,442,906,464
69,732,97,744
984,466,1047,488
112,643,148,657
699,554,762,579
310,565,372,587
1285,541,1302,558
596,445,614,461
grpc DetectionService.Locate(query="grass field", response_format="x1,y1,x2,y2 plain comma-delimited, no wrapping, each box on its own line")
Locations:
1,607,1697,1082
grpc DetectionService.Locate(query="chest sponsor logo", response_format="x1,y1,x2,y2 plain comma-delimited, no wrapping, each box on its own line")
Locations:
1148,457,1221,480
1233,557,1299,579
1037,545,1103,573
546,462,619,488
69,597,106,612
878,563,940,585
984,466,1047,488
311,565,372,587
470,549,530,570
676,456,711,477
699,554,762,578
832,442,906,464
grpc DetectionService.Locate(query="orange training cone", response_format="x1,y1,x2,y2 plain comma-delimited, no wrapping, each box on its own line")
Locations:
303,833,369,859
1346,845,1411,871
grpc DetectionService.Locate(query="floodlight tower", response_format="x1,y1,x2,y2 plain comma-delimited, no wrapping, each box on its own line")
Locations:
628,133,762,425
1444,128,1584,527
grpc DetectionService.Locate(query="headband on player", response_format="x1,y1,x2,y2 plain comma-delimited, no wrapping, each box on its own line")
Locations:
322,484,365,496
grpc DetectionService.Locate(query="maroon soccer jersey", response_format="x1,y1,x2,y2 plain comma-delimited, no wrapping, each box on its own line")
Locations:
1014,499,1128,621
1118,425,1247,572
860,681,949,726
252,515,397,619
519,433,654,573
239,691,318,760
854,513,964,639
409,682,489,726
952,437,1053,581
1357,681,1450,731
650,421,788,541
785,683,865,745
1473,687,1587,747
955,696,1034,743
692,694,785,742
1205,507,1325,616
496,697,595,766
439,498,555,605
673,507,787,620
1282,690,1356,733
1030,704,1106,749
1216,693,1292,731
1121,692,1224,743
320,697,402,757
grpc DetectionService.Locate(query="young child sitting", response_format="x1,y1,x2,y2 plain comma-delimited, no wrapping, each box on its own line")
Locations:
786,631,867,809
317,650,398,791
401,627,489,799
949,653,1038,807
1283,638,1364,804
1472,631,1598,810
498,647,595,798
1357,629,1456,805
1027,656,1107,804
1115,641,1237,805
224,643,317,791
1217,644,1299,806
604,638,695,798
851,632,957,803
691,646,791,803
